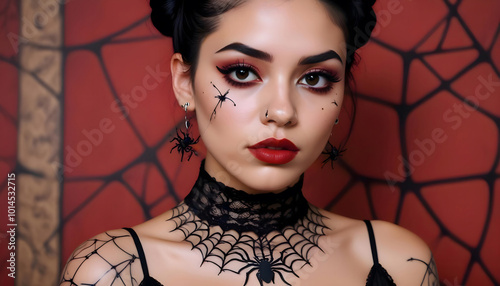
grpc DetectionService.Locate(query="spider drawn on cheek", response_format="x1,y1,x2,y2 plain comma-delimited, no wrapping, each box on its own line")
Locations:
210,81,236,121
321,141,346,168
332,100,339,107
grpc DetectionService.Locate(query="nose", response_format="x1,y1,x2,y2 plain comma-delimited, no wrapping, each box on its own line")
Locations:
261,80,298,127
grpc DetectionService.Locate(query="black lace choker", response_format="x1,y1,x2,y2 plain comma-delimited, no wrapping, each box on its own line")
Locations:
183,163,309,236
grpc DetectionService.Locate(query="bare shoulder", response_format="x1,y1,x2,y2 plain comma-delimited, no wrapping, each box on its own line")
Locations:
317,210,438,285
366,220,439,286
59,228,143,286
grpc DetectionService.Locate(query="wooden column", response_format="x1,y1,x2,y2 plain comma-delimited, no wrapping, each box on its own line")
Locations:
17,0,63,285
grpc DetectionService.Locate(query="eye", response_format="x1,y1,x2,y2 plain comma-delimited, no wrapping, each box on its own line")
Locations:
217,64,261,87
298,70,340,90
302,74,323,86
233,68,259,82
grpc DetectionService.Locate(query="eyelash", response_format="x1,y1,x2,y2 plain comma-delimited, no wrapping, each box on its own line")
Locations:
216,63,261,88
216,63,340,94
300,69,341,94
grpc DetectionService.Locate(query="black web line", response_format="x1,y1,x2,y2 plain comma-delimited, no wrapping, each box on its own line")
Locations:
407,256,439,286
0,0,490,285
167,203,328,285
325,1,500,285
59,232,141,286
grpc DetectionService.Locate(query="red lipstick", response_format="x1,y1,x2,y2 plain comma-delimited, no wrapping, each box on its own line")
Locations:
248,138,299,165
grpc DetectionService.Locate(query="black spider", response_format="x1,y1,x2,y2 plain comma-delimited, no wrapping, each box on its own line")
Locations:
321,141,346,168
240,253,295,286
210,82,236,121
170,128,200,161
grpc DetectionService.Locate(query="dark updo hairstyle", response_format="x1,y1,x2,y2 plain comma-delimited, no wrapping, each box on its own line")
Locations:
150,0,376,83
150,0,377,142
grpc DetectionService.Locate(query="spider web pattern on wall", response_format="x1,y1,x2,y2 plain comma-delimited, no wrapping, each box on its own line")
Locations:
57,0,499,285
314,0,500,284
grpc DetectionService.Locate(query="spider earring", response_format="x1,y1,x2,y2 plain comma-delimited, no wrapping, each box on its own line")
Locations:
321,141,346,169
170,102,200,162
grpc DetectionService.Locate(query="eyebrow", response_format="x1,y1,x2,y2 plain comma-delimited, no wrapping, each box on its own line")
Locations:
216,43,273,62
216,43,343,65
299,50,343,65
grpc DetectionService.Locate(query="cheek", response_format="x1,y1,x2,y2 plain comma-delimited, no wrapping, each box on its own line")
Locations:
301,97,343,147
194,83,251,126
193,83,253,153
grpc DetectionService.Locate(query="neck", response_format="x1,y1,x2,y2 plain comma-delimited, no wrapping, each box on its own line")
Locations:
183,163,309,236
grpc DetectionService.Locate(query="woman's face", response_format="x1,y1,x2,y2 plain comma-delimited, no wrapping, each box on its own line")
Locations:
186,0,346,193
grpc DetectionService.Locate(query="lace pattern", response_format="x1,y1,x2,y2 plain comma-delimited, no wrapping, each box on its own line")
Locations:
169,164,329,285
184,165,309,236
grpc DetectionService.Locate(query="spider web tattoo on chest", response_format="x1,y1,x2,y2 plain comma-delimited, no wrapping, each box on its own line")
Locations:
166,164,331,285
167,202,329,286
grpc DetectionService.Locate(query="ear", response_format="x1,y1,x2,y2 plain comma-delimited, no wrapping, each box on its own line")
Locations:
171,53,195,111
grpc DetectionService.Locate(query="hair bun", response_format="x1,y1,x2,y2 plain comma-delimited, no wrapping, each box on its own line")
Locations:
150,0,178,37
348,0,377,49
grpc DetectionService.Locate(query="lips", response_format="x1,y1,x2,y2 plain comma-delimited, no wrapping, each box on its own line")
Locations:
248,138,299,165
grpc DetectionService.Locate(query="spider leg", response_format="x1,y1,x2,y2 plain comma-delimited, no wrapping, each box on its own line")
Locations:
274,270,293,286
320,157,329,168
268,245,274,262
193,136,200,144
237,262,258,274
226,96,236,106
210,104,218,121
170,144,179,154
187,149,197,161
211,81,224,95
174,128,183,139
210,97,225,121
179,148,185,162
243,268,258,286
179,128,187,137
170,128,183,144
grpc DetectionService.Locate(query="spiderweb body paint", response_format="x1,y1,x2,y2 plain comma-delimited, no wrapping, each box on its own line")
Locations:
60,232,141,286
169,163,329,285
407,256,439,286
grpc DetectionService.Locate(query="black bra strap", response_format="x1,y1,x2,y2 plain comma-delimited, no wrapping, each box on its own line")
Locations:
123,227,150,277
363,220,379,264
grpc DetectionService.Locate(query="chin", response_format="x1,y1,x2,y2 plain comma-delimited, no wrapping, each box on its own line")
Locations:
237,165,304,194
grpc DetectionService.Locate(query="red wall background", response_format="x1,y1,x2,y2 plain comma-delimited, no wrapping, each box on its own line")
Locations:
1,0,499,285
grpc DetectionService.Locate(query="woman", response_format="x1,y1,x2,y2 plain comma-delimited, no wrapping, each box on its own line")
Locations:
60,0,438,285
